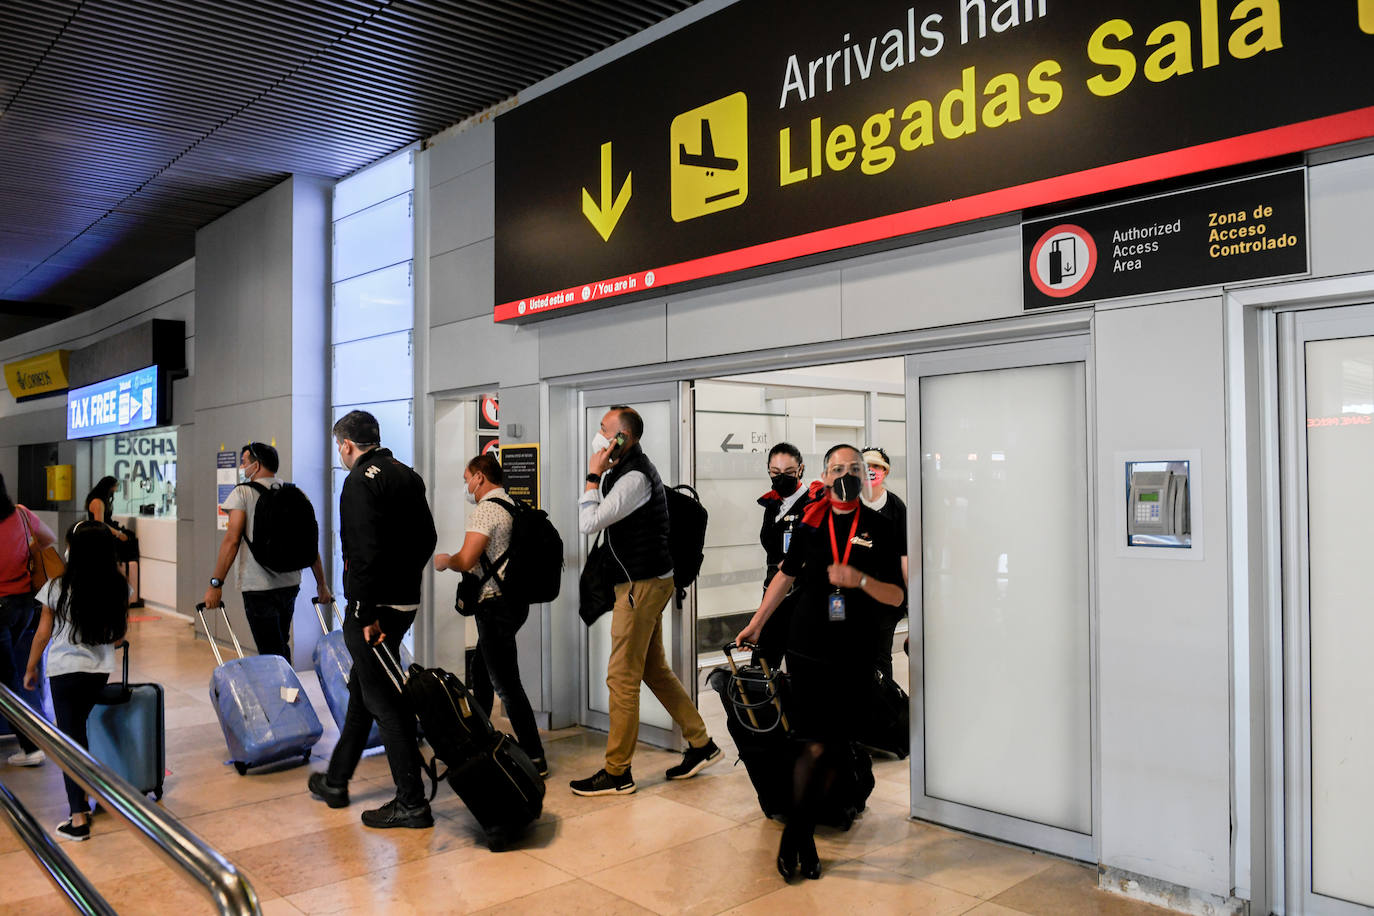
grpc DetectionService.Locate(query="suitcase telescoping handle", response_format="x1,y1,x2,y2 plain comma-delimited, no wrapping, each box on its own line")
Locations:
193,602,245,666
371,638,408,696
312,596,336,635
115,639,130,688
721,640,790,733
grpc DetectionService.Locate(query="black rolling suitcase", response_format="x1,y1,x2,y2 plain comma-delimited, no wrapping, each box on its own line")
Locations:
858,667,911,760
708,642,873,829
374,644,543,850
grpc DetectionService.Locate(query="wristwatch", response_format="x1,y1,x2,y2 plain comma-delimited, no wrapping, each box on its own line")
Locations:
858,575,868,589
586,473,601,485
209,577,223,589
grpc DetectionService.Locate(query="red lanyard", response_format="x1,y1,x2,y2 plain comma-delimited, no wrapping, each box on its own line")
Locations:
827,507,861,568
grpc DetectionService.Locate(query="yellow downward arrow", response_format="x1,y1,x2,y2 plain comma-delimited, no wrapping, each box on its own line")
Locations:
581,141,632,242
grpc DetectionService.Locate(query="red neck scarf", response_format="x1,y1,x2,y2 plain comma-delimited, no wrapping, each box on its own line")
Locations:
800,481,856,527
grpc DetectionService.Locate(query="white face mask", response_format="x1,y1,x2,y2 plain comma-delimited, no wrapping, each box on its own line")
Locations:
591,432,611,455
464,477,478,505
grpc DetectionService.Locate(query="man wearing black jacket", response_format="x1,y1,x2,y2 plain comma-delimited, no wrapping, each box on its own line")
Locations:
308,410,438,829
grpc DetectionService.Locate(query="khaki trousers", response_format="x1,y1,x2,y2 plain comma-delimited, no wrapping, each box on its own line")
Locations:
604,576,708,774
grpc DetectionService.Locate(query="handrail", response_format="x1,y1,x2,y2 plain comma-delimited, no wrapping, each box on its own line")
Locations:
0,683,261,916
0,781,116,915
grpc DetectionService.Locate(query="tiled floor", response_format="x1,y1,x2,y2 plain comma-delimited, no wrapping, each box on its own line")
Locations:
1,616,1170,915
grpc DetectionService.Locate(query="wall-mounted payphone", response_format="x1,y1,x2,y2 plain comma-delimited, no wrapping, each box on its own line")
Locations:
1126,462,1191,548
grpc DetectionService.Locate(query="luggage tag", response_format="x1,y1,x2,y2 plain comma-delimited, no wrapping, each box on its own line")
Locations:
828,591,846,622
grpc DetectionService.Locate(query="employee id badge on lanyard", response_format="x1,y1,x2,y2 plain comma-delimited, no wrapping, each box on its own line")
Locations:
828,592,846,621
827,508,860,623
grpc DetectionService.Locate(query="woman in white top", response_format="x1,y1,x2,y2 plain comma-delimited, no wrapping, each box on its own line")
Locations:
24,521,129,841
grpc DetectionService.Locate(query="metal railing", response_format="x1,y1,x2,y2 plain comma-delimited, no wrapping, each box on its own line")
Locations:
0,682,261,916
0,781,115,915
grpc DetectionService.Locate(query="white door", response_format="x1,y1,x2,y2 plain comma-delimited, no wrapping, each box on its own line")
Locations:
1280,304,1374,915
579,383,693,749
907,336,1095,860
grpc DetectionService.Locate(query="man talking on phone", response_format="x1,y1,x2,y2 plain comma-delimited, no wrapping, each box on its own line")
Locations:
571,405,720,796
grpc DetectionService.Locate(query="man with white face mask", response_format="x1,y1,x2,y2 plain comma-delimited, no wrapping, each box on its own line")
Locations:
572,405,720,796
861,448,909,680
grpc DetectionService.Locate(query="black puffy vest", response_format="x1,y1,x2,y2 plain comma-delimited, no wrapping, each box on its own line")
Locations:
602,444,673,584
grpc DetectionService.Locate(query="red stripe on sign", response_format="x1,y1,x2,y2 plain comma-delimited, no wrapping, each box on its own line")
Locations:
496,106,1374,322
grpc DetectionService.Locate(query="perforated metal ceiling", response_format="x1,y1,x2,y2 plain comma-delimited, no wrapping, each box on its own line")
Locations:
0,0,696,335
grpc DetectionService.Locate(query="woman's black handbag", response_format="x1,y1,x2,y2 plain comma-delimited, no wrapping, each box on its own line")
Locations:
578,535,615,626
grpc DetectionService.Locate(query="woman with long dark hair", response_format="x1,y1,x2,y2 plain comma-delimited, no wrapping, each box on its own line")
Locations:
737,444,906,881
0,473,57,767
24,521,129,840
84,476,139,606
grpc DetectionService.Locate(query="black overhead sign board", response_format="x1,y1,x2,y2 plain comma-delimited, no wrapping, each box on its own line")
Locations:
494,1,1374,322
1022,168,1308,308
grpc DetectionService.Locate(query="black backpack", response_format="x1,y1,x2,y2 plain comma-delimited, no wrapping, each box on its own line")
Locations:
482,497,564,605
240,481,319,573
665,484,708,606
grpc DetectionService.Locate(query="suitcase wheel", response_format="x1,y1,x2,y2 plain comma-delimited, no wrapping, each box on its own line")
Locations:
301,752,311,765
234,761,248,775
153,788,163,801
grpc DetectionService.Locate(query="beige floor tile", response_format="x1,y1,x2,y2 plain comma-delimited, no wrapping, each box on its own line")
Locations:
0,848,66,903
523,794,736,876
990,862,1174,915
261,899,308,916
868,772,913,809
285,848,571,914
586,819,788,916
862,826,1055,899
810,798,931,861
0,892,72,916
178,789,380,852
721,858,981,915
965,903,1034,916
474,879,655,916
641,766,769,824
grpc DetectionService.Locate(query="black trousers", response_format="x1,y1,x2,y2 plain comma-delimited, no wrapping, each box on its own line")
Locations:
50,671,109,816
470,595,544,760
0,594,41,753
326,603,425,807
242,585,299,664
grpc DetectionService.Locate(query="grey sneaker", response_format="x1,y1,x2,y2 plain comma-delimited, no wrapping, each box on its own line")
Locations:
569,767,635,796
666,739,722,780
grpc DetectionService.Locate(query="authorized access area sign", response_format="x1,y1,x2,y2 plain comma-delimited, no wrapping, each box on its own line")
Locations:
494,1,1374,322
1023,168,1308,308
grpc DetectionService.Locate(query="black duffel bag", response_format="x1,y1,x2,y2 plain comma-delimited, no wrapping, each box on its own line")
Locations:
578,534,616,625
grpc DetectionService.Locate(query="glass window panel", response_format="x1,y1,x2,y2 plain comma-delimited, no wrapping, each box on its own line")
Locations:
333,193,413,283
333,262,413,344
921,362,1091,834
332,332,413,407
1306,336,1374,906
331,400,414,470
333,150,414,220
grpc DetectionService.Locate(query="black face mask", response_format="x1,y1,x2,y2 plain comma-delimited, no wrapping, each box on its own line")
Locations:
832,473,864,502
770,473,799,497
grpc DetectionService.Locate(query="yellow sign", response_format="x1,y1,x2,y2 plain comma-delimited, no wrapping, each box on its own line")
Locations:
46,465,74,502
670,92,749,223
1362,0,1374,34
582,142,632,241
5,350,70,400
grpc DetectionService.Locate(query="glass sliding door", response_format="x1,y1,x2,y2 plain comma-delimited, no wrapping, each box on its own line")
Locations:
908,337,1094,860
1281,304,1374,916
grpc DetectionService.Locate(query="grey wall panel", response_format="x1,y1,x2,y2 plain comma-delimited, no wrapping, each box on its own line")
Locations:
840,226,1023,338
430,315,539,392
665,267,842,361
0,406,65,448
1094,298,1232,895
428,122,494,189
537,299,666,379
1309,155,1374,280
430,239,495,326
431,163,495,259
194,178,296,410
177,517,197,623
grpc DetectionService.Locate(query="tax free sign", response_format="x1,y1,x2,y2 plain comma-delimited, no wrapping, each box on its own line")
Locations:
67,366,159,440
494,0,1374,321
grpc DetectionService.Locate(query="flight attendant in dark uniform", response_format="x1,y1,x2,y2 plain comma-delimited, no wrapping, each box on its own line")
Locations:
736,444,905,882
752,443,820,669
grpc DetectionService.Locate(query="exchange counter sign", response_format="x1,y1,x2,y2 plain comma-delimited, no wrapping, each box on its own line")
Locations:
495,1,1374,323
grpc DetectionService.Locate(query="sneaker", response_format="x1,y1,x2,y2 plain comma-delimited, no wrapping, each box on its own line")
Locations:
529,756,550,779
666,739,722,780
7,749,45,767
569,767,635,796
307,772,350,809
360,798,434,829
55,818,90,842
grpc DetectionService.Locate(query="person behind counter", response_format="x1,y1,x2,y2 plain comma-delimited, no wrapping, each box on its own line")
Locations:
83,477,140,608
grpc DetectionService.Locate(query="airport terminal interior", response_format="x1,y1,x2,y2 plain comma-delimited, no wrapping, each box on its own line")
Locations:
3,2,1374,915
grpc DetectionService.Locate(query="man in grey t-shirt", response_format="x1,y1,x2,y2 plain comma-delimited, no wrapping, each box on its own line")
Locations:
204,442,330,662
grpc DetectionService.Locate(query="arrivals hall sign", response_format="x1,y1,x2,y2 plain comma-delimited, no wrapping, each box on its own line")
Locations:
494,1,1374,321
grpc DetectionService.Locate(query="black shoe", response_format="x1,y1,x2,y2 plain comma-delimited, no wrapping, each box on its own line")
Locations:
529,756,550,778
569,767,635,796
776,832,798,880
361,798,434,829
798,835,822,880
307,772,350,809
666,739,722,780
56,818,90,842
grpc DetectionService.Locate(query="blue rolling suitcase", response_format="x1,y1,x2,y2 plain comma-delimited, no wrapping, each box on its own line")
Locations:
197,603,323,775
87,640,165,800
311,598,413,748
